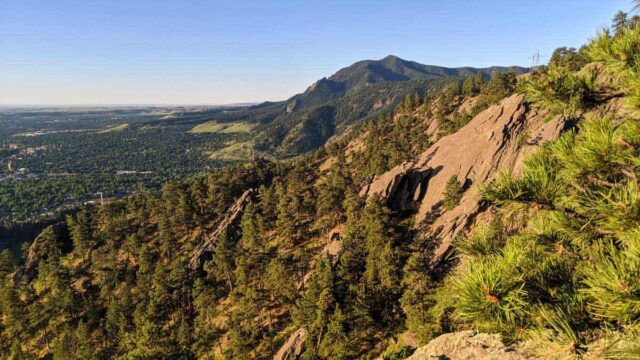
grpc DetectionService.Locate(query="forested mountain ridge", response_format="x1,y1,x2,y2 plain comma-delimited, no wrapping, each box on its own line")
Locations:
0,57,524,226
206,56,527,156
2,7,640,360
328,55,525,89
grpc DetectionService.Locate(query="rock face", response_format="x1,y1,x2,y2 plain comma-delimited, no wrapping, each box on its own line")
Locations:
21,235,47,283
18,225,69,284
361,95,567,263
406,330,537,360
274,328,308,360
188,189,254,271
297,225,344,290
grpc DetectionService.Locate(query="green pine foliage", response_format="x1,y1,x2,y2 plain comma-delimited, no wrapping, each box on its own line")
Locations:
443,175,464,211
400,250,440,343
523,66,599,118
471,69,519,113
549,47,590,72
580,235,640,323
444,112,640,354
351,103,434,179
452,222,505,257
3,7,640,358
588,24,640,107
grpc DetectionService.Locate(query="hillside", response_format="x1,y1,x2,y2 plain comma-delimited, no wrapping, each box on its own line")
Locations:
2,7,640,360
200,56,527,156
0,57,525,234
329,55,524,89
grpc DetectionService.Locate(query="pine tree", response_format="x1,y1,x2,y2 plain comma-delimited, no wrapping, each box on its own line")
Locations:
191,279,224,358
293,256,337,356
443,175,464,211
275,182,295,245
400,252,439,343
613,10,630,35
413,92,422,107
474,71,486,90
336,192,366,292
208,231,236,292
67,209,94,262
315,154,350,234
318,306,350,359
52,325,76,360
225,285,262,358
265,259,297,307
74,321,99,360
258,184,277,226
463,75,478,95
190,177,209,227
361,197,401,323
0,249,15,278
403,94,415,111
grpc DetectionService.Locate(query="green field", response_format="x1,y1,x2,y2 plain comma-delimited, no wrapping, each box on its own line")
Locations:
190,120,255,134
208,141,255,161
98,123,129,133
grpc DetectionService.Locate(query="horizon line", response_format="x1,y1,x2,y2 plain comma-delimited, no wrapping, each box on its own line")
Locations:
0,102,261,109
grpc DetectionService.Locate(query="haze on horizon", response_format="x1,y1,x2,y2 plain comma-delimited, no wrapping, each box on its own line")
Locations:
0,0,633,106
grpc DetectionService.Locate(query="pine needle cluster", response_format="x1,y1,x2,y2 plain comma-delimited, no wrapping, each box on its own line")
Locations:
588,25,640,107
444,113,640,356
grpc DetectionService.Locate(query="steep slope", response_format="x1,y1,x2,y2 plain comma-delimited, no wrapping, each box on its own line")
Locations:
195,56,528,157
293,55,526,112
329,55,526,90
360,94,567,263
7,7,640,359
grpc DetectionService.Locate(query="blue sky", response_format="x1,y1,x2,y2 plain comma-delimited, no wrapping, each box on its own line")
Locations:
0,0,634,105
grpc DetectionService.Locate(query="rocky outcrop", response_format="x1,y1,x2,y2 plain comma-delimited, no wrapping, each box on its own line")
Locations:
21,235,46,283
17,225,69,284
297,225,343,290
274,328,308,360
19,236,49,284
361,94,567,263
406,330,537,360
361,168,431,212
188,189,254,271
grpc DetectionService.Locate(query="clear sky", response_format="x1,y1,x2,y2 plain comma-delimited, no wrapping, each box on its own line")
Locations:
0,0,634,105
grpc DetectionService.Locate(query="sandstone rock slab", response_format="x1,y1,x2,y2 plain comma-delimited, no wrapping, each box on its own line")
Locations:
406,330,537,360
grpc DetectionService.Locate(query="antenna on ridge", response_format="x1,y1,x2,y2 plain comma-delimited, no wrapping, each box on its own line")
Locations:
531,50,541,71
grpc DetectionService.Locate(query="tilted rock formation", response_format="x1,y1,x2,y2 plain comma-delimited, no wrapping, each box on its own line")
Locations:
19,234,50,284
405,330,537,360
188,188,254,271
17,225,69,284
274,328,308,360
361,94,567,263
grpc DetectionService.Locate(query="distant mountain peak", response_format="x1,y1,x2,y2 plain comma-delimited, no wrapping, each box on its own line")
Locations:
381,54,403,61
326,56,527,93
234,56,528,156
